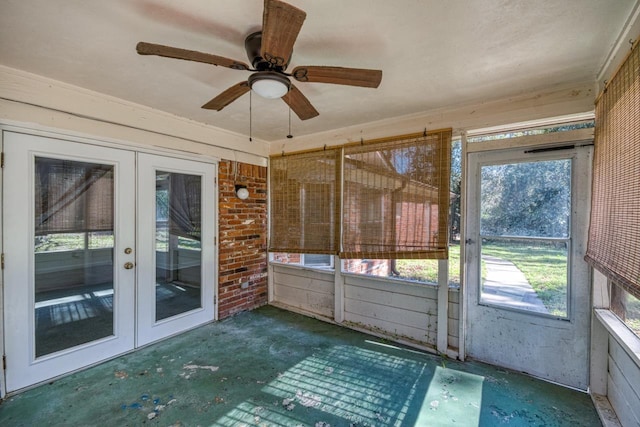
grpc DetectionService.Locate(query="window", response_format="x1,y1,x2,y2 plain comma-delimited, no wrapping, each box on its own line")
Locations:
302,254,334,268
269,129,453,282
467,120,594,143
270,253,334,269
611,285,640,337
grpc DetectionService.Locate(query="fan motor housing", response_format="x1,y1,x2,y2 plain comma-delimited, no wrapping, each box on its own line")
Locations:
245,31,284,72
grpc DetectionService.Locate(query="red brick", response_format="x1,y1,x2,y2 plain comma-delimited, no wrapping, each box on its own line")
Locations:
217,160,268,320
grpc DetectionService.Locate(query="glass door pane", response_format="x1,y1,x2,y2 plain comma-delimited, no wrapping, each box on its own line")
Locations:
155,171,202,320
479,159,571,317
34,157,115,357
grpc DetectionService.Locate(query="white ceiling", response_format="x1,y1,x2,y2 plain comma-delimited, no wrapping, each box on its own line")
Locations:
0,1,637,141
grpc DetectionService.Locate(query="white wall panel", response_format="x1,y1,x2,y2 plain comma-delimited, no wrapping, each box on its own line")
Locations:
344,276,438,347
271,265,334,319
608,338,640,427
269,265,461,354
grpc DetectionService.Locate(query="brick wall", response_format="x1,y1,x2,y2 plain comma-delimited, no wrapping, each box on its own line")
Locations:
218,160,268,319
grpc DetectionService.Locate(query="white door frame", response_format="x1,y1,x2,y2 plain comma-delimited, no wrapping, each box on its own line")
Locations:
464,143,592,389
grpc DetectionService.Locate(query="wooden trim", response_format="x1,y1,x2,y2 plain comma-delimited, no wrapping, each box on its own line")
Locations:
342,128,452,149
595,309,640,370
334,255,344,324
0,66,269,163
458,131,468,361
437,259,449,354
466,128,594,153
269,81,595,155
596,37,640,104
270,128,453,158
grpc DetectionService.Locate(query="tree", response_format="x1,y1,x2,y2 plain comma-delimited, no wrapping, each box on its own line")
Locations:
480,159,571,238
449,140,462,241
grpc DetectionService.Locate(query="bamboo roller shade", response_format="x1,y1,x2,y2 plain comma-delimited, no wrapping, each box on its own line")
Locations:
269,148,341,255
269,129,452,259
585,39,640,300
35,158,114,235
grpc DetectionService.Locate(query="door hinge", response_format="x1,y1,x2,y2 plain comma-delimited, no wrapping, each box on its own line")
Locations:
3,354,6,370
1,152,4,168
214,295,217,305
1,253,4,270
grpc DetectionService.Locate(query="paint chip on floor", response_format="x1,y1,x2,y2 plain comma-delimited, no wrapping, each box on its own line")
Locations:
282,397,295,411
182,364,219,372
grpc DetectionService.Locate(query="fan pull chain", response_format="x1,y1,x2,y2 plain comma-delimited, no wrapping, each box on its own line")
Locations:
249,90,253,142
286,83,293,139
286,103,293,139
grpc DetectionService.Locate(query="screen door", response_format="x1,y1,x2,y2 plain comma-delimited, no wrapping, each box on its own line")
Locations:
465,145,592,390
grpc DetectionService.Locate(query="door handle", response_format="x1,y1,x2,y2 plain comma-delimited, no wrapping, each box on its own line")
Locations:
124,262,134,270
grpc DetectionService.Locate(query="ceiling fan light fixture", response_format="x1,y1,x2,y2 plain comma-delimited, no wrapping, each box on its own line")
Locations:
248,72,290,99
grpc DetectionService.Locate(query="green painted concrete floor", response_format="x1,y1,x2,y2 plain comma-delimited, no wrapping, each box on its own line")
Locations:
0,305,601,426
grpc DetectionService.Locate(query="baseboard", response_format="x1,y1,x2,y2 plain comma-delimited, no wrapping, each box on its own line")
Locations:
591,393,622,427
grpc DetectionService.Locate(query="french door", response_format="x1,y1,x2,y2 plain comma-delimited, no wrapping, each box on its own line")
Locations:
2,132,216,392
465,145,592,390
136,153,215,346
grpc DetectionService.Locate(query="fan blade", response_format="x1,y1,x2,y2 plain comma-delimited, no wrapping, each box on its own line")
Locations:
201,82,250,111
282,84,319,120
261,0,306,69
292,66,382,88
137,42,250,71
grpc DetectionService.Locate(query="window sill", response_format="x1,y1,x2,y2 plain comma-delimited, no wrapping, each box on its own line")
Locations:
269,261,335,274
340,271,439,289
594,308,640,369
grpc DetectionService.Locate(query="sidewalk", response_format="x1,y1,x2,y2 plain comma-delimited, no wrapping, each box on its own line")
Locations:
481,255,548,313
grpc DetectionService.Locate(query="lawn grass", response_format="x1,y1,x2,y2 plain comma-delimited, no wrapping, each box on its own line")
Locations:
625,300,640,336
615,290,640,336
396,241,568,317
395,243,461,287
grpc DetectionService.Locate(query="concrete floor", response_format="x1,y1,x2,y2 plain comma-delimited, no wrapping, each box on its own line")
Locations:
0,306,601,426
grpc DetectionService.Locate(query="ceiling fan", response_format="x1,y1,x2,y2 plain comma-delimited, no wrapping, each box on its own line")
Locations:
136,0,382,120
